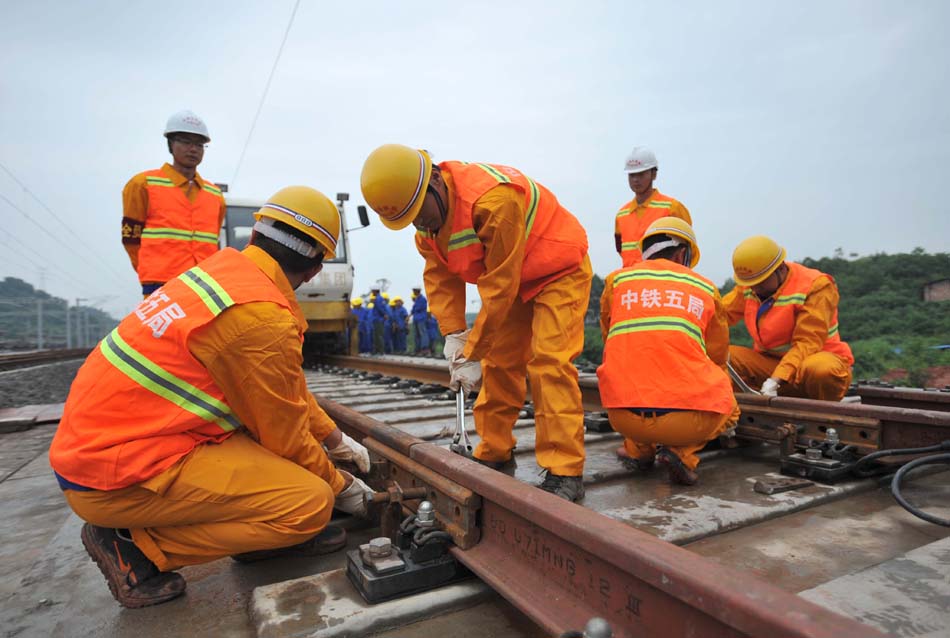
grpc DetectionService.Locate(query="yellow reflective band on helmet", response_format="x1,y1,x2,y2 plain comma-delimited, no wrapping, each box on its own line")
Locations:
607,316,706,352
142,227,219,244
448,229,480,251
773,293,808,307
177,265,235,316
613,269,716,297
145,176,175,187
202,183,222,196
473,164,511,184
621,241,640,251
524,178,539,237
100,329,239,431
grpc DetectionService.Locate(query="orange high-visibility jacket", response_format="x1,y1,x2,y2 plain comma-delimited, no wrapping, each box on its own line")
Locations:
417,161,588,302
597,260,735,413
615,192,690,267
136,169,224,284
739,262,854,363
49,248,293,490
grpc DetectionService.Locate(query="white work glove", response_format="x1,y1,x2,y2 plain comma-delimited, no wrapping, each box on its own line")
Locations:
443,329,470,362
327,432,371,473
335,471,373,519
443,329,482,393
760,377,781,397
449,359,482,394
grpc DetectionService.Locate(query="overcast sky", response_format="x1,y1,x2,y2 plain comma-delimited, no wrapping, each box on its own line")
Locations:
2,1,948,319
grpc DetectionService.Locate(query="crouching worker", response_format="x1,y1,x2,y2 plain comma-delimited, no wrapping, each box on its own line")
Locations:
49,186,375,608
597,218,739,485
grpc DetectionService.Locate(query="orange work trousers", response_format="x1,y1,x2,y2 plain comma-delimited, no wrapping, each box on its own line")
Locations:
607,404,740,470
64,432,335,571
473,256,593,476
729,346,852,401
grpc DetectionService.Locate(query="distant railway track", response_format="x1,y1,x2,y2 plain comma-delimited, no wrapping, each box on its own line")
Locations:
0,348,92,371
309,354,950,637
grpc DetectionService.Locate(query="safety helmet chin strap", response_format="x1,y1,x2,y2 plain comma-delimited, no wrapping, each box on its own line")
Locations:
253,218,322,258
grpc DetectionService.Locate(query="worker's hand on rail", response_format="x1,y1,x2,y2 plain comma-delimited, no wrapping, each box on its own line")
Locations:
328,432,371,473
449,357,482,395
443,329,471,362
336,471,373,518
760,377,781,397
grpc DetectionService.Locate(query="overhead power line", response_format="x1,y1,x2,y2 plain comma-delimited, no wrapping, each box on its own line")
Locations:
0,162,127,281
230,0,301,189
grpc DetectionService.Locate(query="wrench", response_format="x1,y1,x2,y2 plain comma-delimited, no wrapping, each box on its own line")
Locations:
727,360,761,395
450,391,474,456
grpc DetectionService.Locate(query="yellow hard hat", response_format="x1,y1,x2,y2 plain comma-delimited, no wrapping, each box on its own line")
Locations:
389,299,396,306
392,295,402,303
351,297,363,306
361,144,432,230
367,302,374,309
641,216,700,267
254,186,341,259
732,236,786,286
381,292,389,299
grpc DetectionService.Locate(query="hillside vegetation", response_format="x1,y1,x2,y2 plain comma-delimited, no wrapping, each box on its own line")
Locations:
0,277,116,349
583,249,950,386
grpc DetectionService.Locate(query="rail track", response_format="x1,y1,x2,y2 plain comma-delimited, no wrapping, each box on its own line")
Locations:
310,353,950,637
0,348,92,371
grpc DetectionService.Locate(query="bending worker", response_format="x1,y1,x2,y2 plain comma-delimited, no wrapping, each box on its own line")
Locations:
723,236,854,400
361,144,592,502
615,146,691,267
598,217,738,485
50,186,374,609
122,110,226,297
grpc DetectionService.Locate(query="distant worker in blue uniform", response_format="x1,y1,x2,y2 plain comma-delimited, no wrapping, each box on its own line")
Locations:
381,292,394,353
369,288,388,354
351,298,372,353
410,286,431,355
390,296,409,353
427,313,443,357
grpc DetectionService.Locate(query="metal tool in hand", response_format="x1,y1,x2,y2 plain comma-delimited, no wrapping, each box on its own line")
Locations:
450,391,474,456
727,360,761,395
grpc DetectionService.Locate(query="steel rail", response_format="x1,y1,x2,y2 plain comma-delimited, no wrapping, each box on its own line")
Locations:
315,394,882,638
0,348,92,370
321,355,950,451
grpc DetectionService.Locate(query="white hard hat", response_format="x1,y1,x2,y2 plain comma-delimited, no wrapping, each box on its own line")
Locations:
624,147,657,174
164,110,210,142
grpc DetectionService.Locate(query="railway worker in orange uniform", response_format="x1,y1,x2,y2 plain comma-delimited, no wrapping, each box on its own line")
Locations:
361,144,592,502
723,236,854,401
615,147,691,267
49,186,375,609
598,217,738,485
122,110,226,297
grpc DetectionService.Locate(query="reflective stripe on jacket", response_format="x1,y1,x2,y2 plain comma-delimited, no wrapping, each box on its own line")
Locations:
137,169,224,284
740,261,854,363
50,248,292,490
417,161,588,302
615,191,689,267
597,259,734,413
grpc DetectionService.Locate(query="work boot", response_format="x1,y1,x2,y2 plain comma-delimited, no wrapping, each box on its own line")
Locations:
231,525,347,563
80,523,186,609
656,448,699,486
539,471,585,502
616,446,655,472
473,455,517,475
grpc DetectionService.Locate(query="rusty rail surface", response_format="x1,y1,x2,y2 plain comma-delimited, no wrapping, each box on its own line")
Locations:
316,395,882,638
0,348,92,371
320,355,950,453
